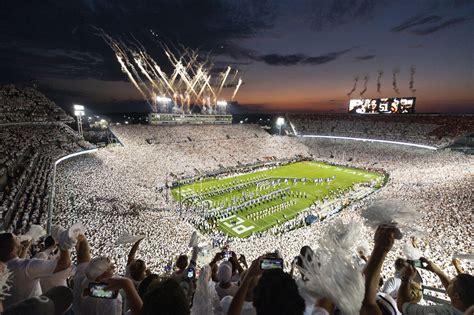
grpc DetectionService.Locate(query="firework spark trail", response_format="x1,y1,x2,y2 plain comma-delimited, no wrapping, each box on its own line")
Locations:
409,65,416,94
97,29,241,113
347,76,359,97
377,70,383,94
232,78,243,100
392,68,400,95
359,75,369,97
230,69,239,85
217,66,232,98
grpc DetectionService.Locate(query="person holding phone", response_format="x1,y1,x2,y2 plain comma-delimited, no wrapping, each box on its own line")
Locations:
0,232,71,309
215,261,239,300
397,263,474,315
73,234,142,315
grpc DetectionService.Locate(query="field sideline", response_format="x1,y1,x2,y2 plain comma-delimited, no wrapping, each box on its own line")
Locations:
172,161,383,238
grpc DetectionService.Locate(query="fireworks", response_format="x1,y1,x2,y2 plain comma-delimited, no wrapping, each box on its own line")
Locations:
97,29,242,114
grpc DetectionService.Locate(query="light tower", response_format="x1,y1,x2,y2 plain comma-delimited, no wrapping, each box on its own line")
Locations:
276,117,285,136
73,104,85,137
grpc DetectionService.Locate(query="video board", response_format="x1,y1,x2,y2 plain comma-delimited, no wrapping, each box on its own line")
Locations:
348,97,416,114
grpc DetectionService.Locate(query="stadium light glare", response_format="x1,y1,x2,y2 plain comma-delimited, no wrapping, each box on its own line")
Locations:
276,117,285,135
156,95,172,103
73,104,85,138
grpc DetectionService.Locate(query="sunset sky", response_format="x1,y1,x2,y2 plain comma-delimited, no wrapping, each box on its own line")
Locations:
1,0,473,113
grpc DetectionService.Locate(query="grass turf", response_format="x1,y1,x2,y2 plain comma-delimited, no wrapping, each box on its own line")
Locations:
172,161,383,238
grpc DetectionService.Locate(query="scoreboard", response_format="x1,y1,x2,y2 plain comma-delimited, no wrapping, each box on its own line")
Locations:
349,97,416,114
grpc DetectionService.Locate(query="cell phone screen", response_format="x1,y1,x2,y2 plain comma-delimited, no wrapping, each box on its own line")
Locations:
88,283,118,299
260,258,284,270
187,267,195,278
408,260,424,269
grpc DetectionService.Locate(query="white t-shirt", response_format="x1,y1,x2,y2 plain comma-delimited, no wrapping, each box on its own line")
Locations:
3,257,57,308
215,282,239,301
381,276,402,299
220,295,256,315
80,292,123,315
73,262,88,315
35,248,71,292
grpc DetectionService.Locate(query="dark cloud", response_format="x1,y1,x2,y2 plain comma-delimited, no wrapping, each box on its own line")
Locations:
258,54,306,66
0,0,276,84
354,55,376,61
409,17,471,35
257,49,352,66
391,15,442,32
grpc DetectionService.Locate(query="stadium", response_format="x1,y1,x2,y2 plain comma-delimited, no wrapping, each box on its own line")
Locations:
1,84,472,313
1,2,474,313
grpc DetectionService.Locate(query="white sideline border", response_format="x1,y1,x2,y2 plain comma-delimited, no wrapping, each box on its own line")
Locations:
47,149,98,232
300,134,437,150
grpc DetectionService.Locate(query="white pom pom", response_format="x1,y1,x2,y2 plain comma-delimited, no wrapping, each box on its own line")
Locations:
0,265,12,301
402,242,422,260
68,223,85,241
356,240,370,257
25,225,46,242
361,199,423,235
297,219,366,314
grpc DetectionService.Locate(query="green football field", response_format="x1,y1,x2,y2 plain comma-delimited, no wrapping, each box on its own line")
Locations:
172,161,383,238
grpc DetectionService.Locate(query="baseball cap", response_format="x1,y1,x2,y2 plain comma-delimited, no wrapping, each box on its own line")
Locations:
85,257,112,281
217,261,232,283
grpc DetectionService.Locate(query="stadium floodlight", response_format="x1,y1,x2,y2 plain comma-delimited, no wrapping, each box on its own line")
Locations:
276,117,285,135
73,104,85,137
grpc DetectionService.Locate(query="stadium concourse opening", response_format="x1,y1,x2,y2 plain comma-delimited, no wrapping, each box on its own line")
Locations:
171,160,384,238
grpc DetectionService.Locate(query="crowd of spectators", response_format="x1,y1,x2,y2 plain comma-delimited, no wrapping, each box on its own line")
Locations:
0,86,94,235
44,124,472,310
0,85,72,124
0,89,472,314
290,114,474,147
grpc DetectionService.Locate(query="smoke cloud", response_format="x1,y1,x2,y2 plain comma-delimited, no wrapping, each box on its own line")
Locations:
347,76,359,97
409,65,416,94
376,70,383,94
359,75,369,97
392,68,400,95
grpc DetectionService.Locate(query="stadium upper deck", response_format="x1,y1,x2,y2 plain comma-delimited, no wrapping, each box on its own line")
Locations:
289,114,474,148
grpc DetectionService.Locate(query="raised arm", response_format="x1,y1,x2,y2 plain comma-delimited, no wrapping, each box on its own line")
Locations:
54,248,71,273
420,257,451,290
228,257,262,315
360,225,397,315
76,234,91,264
18,239,32,258
452,258,464,275
105,277,143,315
189,246,199,266
209,252,223,282
127,239,142,266
230,252,245,274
